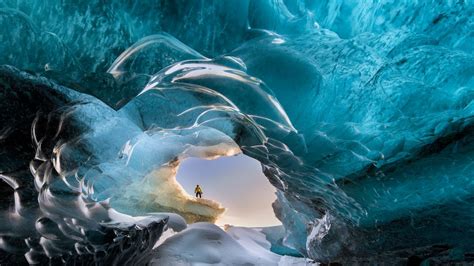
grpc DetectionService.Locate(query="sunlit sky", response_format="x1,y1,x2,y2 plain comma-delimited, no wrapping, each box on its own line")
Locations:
176,154,281,227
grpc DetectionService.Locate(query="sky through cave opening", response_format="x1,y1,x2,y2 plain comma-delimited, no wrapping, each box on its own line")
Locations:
176,153,281,227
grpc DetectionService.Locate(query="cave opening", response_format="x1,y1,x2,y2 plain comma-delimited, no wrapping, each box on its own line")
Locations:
176,153,281,228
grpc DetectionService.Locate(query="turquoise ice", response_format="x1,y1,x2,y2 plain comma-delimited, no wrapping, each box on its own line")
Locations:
0,0,473,264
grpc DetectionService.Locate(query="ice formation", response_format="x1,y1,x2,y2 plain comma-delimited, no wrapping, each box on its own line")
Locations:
0,0,473,264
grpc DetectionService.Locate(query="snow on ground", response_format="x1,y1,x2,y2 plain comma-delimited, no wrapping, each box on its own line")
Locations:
151,222,314,265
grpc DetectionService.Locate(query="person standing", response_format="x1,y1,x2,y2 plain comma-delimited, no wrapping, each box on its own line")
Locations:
195,185,203,198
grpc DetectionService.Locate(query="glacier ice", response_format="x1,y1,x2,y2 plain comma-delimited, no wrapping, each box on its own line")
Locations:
0,0,473,264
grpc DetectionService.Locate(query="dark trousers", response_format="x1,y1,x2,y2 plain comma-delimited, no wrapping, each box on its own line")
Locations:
196,192,202,198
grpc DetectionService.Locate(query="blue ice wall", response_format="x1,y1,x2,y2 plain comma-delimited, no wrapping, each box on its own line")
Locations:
0,0,473,264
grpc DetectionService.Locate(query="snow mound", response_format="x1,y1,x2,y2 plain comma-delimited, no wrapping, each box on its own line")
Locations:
151,223,312,265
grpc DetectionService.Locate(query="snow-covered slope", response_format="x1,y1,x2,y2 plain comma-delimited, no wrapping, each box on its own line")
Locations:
151,223,312,266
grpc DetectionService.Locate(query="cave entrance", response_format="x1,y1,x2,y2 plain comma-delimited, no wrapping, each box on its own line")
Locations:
176,154,281,227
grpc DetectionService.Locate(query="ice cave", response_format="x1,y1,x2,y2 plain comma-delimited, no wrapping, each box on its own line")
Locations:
0,0,473,265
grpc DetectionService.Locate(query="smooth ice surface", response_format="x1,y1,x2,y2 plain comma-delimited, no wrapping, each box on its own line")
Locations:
176,154,281,227
0,0,473,264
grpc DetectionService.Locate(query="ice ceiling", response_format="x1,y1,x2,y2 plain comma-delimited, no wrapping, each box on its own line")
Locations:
0,0,473,264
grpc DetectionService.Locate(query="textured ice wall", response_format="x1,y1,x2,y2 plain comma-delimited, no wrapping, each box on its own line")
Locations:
0,66,169,264
0,0,473,264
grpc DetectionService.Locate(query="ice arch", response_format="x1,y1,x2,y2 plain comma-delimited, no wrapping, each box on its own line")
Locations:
0,63,294,263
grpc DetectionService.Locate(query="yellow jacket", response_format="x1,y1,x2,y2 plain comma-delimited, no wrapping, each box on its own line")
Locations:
195,186,202,193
